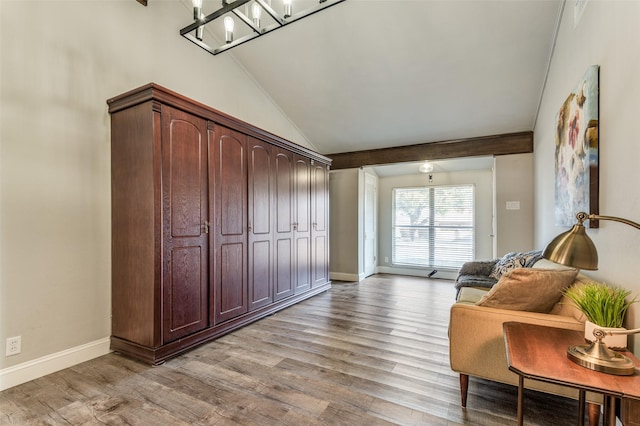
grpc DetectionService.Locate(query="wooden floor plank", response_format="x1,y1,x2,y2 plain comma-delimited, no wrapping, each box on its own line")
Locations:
0,275,581,425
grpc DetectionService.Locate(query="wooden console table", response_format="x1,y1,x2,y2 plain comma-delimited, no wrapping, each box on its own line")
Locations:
503,322,640,426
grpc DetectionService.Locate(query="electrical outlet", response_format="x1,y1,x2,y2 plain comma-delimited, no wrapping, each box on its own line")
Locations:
6,336,21,356
384,257,389,263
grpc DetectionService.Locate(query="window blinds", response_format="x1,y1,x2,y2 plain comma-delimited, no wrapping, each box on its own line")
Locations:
392,185,474,269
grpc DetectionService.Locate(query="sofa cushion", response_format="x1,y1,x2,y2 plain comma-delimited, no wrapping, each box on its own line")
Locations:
477,267,578,313
489,250,544,280
456,286,489,304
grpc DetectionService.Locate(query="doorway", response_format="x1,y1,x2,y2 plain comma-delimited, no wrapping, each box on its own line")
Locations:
363,172,378,277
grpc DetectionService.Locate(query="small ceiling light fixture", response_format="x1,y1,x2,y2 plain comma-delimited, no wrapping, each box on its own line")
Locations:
419,161,434,173
181,0,347,56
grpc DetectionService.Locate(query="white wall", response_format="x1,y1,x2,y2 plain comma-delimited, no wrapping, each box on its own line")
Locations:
0,0,311,386
329,169,361,281
377,168,494,280
329,167,380,282
533,1,640,355
494,153,534,256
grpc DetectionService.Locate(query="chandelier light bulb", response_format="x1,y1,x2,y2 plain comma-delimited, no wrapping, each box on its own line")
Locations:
192,0,203,20
192,0,204,41
283,0,292,18
224,16,235,43
196,12,204,40
252,3,262,27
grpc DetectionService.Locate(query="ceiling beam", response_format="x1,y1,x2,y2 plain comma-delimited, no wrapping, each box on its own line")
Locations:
326,131,533,170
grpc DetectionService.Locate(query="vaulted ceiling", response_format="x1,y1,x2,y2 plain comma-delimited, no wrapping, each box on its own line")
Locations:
181,0,563,159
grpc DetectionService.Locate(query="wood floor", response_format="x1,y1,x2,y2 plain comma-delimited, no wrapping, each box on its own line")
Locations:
1,274,582,425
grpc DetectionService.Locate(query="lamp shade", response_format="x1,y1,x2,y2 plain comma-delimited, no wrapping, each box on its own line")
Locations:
542,223,599,270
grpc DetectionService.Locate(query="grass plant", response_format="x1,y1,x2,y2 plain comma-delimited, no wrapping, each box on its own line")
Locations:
563,282,637,328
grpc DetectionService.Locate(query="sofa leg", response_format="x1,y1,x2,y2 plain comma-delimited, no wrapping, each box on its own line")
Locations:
460,374,469,407
587,402,600,426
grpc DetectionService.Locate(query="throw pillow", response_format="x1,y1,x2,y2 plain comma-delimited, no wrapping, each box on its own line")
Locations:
549,280,588,322
476,267,578,313
489,250,543,280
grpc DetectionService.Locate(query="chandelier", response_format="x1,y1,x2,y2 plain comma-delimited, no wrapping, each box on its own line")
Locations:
181,0,347,55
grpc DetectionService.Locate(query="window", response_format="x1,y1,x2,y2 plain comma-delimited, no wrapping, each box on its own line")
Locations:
392,185,474,269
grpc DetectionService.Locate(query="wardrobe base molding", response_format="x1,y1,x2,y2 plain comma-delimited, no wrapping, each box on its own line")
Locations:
110,282,331,365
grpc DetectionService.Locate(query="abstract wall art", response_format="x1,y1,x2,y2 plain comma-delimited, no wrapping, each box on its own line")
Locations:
554,65,599,228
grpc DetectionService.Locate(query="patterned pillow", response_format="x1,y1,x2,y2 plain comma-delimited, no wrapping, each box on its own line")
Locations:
489,250,543,280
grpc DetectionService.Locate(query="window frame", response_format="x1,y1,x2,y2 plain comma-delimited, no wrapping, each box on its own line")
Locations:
391,184,475,270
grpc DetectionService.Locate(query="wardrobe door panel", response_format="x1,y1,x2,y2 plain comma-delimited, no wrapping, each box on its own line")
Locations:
295,236,310,292
312,163,330,287
161,106,209,343
167,246,205,335
275,238,293,300
273,149,295,301
294,156,311,293
211,125,248,324
250,240,271,308
219,135,245,237
248,138,273,311
250,141,272,234
218,242,245,318
295,158,310,234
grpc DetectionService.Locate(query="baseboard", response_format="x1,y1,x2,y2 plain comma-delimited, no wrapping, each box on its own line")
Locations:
331,269,457,281
0,337,111,391
330,272,362,282
376,266,457,280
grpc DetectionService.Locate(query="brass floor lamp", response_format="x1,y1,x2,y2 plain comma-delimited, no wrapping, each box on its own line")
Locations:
543,212,640,375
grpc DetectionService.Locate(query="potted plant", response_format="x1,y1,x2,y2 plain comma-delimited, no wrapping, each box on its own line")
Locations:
563,281,637,349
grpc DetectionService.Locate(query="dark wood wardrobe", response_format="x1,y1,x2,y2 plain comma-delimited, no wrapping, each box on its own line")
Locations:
108,84,330,364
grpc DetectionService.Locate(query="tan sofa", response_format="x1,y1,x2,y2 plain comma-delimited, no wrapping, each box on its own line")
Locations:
449,258,603,422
